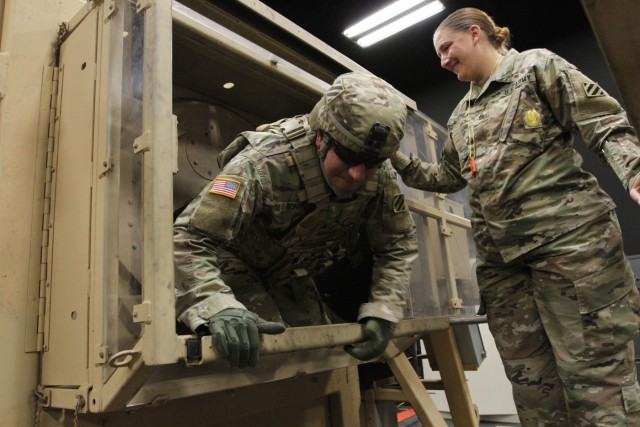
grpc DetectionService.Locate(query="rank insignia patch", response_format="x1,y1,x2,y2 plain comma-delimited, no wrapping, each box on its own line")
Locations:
583,82,606,97
210,178,241,199
523,109,541,128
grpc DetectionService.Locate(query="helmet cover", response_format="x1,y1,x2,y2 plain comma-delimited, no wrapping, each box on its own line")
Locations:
309,72,407,159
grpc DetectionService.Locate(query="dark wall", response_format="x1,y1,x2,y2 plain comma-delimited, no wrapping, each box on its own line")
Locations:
412,29,640,256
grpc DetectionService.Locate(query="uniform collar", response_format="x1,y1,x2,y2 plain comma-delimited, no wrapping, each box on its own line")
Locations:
468,48,519,100
493,48,519,83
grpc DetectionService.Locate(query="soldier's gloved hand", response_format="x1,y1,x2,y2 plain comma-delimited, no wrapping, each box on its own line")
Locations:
208,308,286,368
344,317,394,361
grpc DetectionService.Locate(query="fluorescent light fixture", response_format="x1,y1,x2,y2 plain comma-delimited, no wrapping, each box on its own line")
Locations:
343,0,426,39
344,0,445,48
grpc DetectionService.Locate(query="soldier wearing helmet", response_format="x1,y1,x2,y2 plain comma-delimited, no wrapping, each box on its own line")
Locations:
174,72,418,368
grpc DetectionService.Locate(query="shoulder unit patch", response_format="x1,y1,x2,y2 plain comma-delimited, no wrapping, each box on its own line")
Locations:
583,82,606,98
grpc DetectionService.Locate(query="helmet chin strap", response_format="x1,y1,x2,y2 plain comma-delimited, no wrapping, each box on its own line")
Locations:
316,130,331,161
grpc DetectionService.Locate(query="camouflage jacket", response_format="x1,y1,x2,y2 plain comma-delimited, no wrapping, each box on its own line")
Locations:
393,48,640,262
175,116,417,330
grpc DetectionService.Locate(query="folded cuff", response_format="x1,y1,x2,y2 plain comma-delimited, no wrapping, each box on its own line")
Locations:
390,151,412,173
357,301,403,323
178,293,247,332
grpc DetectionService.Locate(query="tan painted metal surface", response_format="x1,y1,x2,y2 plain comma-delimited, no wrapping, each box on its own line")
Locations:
0,0,91,425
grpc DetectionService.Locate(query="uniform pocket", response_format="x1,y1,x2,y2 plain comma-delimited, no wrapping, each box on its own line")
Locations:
190,176,249,240
498,85,546,152
573,257,637,355
622,382,640,413
574,256,634,314
383,189,413,232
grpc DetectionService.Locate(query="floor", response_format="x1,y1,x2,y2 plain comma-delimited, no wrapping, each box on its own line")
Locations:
397,408,521,427
446,421,521,427
400,418,520,427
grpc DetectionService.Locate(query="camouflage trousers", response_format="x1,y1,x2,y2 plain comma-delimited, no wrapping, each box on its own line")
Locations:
216,247,331,326
476,211,640,426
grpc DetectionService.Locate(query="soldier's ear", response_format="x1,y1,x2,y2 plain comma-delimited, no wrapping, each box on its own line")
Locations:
315,130,323,149
469,25,481,45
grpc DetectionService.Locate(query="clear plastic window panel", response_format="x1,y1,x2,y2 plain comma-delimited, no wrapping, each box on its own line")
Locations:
400,109,479,318
103,1,144,380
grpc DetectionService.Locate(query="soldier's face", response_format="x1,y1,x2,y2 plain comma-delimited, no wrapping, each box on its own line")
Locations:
434,27,476,82
316,132,378,196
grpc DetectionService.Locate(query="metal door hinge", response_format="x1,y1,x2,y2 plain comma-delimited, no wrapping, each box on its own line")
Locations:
35,66,63,352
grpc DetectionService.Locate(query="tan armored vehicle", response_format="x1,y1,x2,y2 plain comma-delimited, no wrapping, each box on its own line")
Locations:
1,1,634,426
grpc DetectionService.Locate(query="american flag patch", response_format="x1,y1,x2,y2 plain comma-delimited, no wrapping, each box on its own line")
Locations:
210,178,241,199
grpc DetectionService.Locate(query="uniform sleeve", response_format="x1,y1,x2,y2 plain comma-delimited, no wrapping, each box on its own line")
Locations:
188,153,262,240
392,135,467,193
173,151,263,332
538,53,640,190
174,228,247,332
358,166,419,323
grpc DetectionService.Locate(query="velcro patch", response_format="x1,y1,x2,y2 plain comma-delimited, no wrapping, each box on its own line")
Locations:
583,82,605,98
210,178,241,199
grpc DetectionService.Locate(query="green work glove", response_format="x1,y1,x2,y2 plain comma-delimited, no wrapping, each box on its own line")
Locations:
344,317,394,361
208,308,286,368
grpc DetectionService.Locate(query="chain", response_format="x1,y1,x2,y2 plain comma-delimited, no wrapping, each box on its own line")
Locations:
31,389,86,426
73,395,86,427
31,389,44,426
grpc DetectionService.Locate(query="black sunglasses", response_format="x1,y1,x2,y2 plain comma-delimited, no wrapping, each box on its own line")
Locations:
323,133,386,169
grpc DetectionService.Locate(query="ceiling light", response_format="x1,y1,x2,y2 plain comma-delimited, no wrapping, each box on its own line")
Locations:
223,82,235,89
344,0,445,48
343,0,426,39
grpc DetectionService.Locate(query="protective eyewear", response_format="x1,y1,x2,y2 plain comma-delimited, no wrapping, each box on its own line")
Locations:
324,133,386,169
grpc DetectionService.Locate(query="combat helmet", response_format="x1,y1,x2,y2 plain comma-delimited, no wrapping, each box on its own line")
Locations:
308,72,407,162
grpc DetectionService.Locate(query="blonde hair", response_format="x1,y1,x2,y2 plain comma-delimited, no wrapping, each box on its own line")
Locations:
436,7,511,54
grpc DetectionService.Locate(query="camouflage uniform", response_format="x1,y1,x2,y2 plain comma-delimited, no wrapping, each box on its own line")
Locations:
175,114,418,332
392,48,640,425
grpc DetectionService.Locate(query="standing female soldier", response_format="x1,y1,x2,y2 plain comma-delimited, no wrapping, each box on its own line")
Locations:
391,7,640,426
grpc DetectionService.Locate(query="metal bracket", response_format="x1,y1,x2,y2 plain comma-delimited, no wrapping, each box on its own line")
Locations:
98,156,112,178
185,338,203,365
133,130,151,154
136,0,152,13
450,298,464,309
104,0,117,22
95,346,109,365
440,225,453,237
39,385,91,411
37,387,51,408
133,300,152,324
425,122,438,141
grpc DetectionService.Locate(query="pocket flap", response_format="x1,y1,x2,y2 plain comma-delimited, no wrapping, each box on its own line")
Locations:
574,257,635,314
